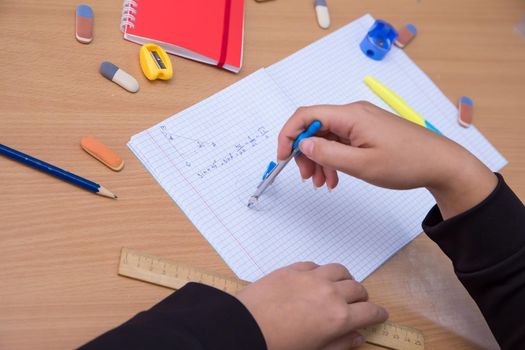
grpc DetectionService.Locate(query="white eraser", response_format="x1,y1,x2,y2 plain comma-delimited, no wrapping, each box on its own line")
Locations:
315,0,330,29
113,69,140,93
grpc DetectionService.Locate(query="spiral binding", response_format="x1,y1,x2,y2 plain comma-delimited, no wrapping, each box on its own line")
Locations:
120,0,138,32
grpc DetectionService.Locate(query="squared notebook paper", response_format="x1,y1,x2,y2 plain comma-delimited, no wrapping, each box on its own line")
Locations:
120,0,245,73
128,14,507,282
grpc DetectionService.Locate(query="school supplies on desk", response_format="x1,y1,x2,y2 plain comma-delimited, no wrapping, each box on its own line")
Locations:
364,76,442,134
128,14,506,283
120,0,245,73
0,144,117,198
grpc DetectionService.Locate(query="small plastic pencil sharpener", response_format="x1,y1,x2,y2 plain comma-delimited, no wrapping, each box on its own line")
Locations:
139,43,173,80
360,20,398,61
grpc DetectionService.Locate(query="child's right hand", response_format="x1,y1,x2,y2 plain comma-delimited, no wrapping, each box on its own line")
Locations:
277,102,498,219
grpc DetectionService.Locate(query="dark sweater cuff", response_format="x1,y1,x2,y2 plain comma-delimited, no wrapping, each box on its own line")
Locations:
422,173,525,272
150,283,267,350
80,283,267,350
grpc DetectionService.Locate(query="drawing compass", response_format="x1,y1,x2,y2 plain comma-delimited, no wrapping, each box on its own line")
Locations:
247,120,322,208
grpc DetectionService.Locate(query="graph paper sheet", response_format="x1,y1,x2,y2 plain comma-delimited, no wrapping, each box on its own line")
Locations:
128,15,507,282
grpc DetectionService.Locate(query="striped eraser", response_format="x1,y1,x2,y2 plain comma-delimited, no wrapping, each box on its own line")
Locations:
76,4,94,44
395,24,417,48
458,96,474,128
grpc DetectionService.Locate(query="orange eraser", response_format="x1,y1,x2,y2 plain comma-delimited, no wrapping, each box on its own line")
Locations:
81,136,124,171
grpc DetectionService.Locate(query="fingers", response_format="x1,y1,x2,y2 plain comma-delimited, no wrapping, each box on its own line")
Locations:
299,137,369,178
295,153,315,180
325,331,365,350
335,280,368,303
313,263,353,281
312,163,326,188
323,166,339,190
277,103,367,160
346,302,389,329
295,154,339,189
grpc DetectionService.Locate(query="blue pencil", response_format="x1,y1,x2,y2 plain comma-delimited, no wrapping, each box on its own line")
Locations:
0,144,117,199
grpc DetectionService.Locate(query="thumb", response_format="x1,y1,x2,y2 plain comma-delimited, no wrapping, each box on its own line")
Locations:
299,137,367,176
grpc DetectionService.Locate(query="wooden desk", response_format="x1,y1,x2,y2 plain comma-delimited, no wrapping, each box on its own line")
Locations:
1,0,524,349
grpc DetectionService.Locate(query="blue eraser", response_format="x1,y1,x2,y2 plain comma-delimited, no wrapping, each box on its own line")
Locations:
77,4,93,18
315,0,327,6
100,61,118,80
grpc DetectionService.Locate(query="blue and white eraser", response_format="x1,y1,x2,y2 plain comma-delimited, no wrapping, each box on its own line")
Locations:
100,61,139,93
314,0,330,29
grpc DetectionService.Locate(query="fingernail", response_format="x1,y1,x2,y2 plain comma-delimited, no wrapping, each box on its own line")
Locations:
312,181,318,190
299,139,314,157
327,186,332,193
301,177,306,183
351,335,365,347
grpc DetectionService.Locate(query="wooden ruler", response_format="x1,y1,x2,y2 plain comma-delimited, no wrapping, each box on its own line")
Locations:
118,248,425,350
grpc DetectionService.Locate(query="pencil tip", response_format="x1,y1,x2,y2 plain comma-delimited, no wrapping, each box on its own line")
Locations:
98,186,118,199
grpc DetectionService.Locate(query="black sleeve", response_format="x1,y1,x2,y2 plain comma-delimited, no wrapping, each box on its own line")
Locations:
78,282,267,350
422,173,525,349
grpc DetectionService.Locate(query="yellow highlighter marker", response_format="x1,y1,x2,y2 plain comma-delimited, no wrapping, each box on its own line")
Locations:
364,76,442,134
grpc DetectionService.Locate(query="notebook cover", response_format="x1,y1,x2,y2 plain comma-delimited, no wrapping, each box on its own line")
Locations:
123,0,244,72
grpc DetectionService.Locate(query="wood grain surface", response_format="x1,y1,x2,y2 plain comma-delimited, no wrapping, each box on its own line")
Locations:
1,0,524,349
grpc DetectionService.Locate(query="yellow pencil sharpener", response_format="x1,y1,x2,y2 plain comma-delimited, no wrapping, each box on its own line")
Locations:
139,43,173,81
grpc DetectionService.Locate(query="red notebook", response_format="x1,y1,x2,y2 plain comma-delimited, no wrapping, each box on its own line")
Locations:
120,0,245,73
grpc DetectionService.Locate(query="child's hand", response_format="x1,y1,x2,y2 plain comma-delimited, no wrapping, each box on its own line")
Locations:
277,102,497,219
236,262,387,350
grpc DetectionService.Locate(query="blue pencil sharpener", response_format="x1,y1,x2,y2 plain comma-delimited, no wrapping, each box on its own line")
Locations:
360,20,398,61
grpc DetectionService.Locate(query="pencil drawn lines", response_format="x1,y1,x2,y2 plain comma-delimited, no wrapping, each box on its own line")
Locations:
160,125,217,167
